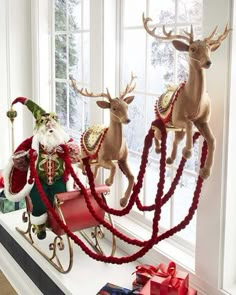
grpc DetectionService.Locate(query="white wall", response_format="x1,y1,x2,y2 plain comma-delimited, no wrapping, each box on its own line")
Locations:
0,0,33,169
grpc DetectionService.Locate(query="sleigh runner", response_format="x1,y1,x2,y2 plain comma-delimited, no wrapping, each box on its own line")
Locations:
16,185,116,273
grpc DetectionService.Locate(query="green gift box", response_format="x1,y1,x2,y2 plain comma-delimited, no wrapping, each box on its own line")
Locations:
0,191,26,213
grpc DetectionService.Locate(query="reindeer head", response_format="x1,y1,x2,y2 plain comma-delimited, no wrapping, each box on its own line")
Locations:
143,13,231,69
71,74,136,124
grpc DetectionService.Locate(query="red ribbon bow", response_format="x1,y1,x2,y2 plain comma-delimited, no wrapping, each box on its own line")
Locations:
133,264,159,277
156,261,182,290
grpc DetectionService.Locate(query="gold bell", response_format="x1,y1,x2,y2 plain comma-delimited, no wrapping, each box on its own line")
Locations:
7,107,17,123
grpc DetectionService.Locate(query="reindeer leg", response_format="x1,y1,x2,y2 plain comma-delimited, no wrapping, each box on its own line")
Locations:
101,160,116,186
154,128,161,153
167,130,185,164
118,159,134,207
78,160,86,175
182,120,193,159
194,121,215,179
93,164,100,179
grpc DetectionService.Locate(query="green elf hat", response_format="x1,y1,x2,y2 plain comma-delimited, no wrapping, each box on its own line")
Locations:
12,97,46,120
11,97,58,128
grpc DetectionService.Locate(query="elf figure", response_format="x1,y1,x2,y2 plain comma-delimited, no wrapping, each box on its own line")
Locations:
4,97,80,239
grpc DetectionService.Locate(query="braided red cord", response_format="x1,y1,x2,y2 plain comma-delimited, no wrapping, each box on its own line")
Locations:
135,132,200,211
29,150,162,263
27,119,207,264
156,140,207,243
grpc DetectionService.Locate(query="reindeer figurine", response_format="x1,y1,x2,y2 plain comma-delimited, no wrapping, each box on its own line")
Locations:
71,75,135,207
143,14,231,179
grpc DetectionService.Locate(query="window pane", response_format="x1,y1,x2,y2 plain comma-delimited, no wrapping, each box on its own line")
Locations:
177,51,188,83
69,33,81,81
149,0,175,24
55,0,67,31
177,0,203,23
55,34,67,79
145,94,156,130
125,94,146,153
56,82,67,126
172,173,197,244
147,34,175,94
127,152,144,213
83,0,90,30
69,87,83,132
83,32,90,84
69,0,81,31
123,29,146,92
123,0,145,27
145,164,171,229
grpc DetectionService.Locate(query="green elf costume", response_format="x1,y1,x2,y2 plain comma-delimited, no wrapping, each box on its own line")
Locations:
4,97,80,239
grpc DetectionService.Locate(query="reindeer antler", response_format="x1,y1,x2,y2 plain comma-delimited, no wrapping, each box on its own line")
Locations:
142,13,193,43
204,24,231,45
70,75,112,101
120,73,136,100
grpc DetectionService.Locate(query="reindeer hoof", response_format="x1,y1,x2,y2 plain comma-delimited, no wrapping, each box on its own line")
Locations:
166,157,174,165
120,197,128,207
105,179,113,186
199,167,210,179
182,147,192,159
155,147,161,153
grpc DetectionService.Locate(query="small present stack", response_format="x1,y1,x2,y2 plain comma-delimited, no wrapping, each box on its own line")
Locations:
0,172,26,213
132,261,197,295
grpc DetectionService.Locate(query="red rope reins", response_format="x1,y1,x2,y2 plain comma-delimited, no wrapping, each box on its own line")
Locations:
28,119,207,264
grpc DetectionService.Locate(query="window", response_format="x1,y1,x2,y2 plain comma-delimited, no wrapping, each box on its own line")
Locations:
33,0,233,293
119,0,203,251
53,0,90,141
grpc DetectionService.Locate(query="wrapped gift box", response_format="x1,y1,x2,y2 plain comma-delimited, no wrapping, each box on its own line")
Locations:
139,262,191,295
140,279,197,295
96,282,138,295
0,191,26,213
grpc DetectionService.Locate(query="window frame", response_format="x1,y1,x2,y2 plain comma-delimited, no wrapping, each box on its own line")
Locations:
32,0,234,293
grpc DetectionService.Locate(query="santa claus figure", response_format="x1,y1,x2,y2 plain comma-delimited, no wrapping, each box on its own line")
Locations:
4,97,80,239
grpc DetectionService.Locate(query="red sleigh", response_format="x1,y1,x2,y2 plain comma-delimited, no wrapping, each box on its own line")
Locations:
16,185,116,273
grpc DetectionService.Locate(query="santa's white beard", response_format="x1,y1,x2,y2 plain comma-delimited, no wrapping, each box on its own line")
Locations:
36,122,69,152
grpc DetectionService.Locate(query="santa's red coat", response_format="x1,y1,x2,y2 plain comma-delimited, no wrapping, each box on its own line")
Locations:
10,137,33,194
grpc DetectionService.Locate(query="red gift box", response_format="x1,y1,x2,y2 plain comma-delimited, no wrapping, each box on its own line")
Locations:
140,280,197,295
139,262,191,295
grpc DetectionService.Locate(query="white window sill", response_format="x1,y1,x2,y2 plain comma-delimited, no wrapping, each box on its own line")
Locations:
0,210,138,294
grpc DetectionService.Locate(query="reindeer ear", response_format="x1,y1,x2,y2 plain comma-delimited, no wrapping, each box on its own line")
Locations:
210,43,221,52
96,101,111,109
172,40,189,52
124,95,134,104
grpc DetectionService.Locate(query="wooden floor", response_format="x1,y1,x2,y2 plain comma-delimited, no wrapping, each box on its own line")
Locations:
0,271,17,295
